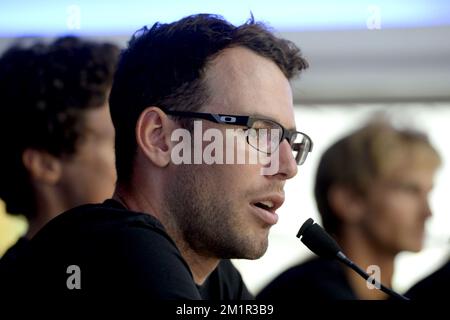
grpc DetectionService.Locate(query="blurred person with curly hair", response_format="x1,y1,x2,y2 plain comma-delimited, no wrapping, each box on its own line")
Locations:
0,36,119,263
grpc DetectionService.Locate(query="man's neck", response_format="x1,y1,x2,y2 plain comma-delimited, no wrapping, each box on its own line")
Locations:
25,214,51,239
173,237,220,285
113,185,219,285
338,230,396,300
26,196,65,239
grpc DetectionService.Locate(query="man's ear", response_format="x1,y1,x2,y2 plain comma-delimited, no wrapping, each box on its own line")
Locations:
328,185,366,224
22,148,62,185
136,107,173,168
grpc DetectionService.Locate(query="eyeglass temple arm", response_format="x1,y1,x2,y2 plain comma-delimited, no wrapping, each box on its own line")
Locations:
164,110,251,126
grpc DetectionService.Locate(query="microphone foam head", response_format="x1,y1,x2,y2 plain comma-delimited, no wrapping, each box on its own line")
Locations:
297,218,343,259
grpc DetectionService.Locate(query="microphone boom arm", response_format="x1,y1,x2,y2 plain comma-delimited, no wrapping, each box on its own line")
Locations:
297,218,410,301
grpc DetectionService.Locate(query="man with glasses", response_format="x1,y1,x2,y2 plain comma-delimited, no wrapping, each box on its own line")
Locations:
165,110,312,172
4,14,312,300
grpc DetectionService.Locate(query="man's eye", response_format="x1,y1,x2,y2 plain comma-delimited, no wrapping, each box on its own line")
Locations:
252,125,270,131
394,183,422,195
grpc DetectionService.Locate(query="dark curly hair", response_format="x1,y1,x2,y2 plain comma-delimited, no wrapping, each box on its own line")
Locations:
110,13,309,185
0,36,119,218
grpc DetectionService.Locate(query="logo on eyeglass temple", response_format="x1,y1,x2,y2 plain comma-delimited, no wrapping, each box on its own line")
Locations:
211,115,237,123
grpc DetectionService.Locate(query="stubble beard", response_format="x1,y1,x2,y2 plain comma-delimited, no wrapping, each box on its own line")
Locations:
164,165,268,260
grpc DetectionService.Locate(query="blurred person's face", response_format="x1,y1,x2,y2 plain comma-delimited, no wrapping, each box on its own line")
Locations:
165,47,299,259
360,162,436,254
58,104,116,208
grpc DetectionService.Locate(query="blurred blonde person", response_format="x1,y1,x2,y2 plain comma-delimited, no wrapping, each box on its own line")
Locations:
258,117,441,300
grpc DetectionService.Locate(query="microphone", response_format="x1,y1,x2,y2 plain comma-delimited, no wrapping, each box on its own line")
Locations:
297,218,409,301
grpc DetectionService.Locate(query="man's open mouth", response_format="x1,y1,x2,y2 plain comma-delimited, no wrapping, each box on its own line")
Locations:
254,201,274,211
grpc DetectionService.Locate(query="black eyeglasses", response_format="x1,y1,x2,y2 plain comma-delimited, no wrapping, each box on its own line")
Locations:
164,110,313,165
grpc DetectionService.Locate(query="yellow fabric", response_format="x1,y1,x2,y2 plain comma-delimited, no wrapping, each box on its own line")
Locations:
0,200,27,257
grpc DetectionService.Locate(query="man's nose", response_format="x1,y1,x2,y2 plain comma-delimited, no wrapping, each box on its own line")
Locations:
275,139,298,179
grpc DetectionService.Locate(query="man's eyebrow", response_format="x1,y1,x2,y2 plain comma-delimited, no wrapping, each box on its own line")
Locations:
249,112,297,131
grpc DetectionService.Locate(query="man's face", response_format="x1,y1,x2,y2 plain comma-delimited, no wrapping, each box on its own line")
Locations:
165,47,298,259
360,164,436,254
59,104,116,209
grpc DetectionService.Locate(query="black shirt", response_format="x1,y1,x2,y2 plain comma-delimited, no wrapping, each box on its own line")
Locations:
405,260,450,301
0,236,29,265
0,199,252,300
0,236,29,283
256,257,356,300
